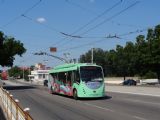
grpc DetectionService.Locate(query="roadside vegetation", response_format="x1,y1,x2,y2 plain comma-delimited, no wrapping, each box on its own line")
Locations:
0,31,26,67
79,25,160,81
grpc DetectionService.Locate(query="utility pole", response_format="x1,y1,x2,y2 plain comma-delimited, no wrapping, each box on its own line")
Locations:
43,60,48,70
23,66,24,81
91,47,94,64
63,53,70,63
20,60,25,80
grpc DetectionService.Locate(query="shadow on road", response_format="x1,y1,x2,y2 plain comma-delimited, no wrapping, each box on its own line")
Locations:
51,93,112,101
78,95,112,101
3,85,36,90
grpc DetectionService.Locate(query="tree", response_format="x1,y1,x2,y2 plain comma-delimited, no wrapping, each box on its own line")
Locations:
8,66,22,78
104,50,117,76
79,24,160,81
114,45,129,80
146,25,160,82
0,31,26,67
123,42,136,76
8,66,30,80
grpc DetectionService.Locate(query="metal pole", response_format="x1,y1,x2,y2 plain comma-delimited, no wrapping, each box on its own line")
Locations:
91,47,93,64
23,67,24,81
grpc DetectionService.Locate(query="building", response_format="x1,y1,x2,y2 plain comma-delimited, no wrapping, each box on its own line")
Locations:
28,63,51,84
1,70,8,80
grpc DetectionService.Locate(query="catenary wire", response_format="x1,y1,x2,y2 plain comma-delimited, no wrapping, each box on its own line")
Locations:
58,1,140,48
0,0,42,28
54,0,123,47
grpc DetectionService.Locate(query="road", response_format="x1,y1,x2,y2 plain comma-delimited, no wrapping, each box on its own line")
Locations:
4,84,160,120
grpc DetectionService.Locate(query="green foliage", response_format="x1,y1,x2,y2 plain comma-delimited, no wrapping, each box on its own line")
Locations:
0,31,26,67
144,71,157,79
79,24,160,79
8,66,29,80
8,66,21,78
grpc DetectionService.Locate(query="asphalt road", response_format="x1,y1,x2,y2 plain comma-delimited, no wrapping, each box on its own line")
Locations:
5,85,160,120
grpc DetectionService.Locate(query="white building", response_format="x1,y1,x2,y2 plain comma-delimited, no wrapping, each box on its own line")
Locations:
28,63,50,84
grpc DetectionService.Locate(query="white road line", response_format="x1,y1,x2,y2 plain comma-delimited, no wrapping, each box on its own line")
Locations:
126,99,160,106
133,116,147,120
78,101,150,120
107,90,160,97
82,102,114,112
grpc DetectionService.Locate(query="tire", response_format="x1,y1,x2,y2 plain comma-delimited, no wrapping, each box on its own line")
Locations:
73,89,78,100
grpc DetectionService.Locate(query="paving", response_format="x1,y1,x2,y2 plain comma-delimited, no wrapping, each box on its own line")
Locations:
106,85,160,97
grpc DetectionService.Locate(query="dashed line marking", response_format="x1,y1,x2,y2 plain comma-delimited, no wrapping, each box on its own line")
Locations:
78,101,114,112
133,116,147,120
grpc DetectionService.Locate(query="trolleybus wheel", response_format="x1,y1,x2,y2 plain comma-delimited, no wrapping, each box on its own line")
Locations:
73,89,78,100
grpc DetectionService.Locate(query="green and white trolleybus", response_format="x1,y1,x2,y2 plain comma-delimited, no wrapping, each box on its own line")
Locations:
48,63,105,99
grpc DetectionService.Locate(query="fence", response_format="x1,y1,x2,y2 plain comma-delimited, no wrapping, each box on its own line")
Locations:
0,86,33,120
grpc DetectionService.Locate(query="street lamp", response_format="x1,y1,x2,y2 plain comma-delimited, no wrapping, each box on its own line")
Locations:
20,60,25,80
23,67,24,80
43,60,48,70
63,53,70,62
33,52,68,63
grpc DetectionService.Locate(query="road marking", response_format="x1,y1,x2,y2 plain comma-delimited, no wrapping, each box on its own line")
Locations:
81,102,114,112
126,99,160,106
108,90,160,97
133,116,147,120
78,101,150,120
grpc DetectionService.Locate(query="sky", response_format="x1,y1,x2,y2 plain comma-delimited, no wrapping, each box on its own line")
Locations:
0,0,160,69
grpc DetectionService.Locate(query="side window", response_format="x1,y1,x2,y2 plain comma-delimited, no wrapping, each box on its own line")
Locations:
67,71,72,86
58,72,67,85
72,70,80,83
76,70,80,83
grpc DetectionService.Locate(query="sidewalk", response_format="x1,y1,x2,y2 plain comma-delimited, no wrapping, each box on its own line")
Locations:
106,85,160,97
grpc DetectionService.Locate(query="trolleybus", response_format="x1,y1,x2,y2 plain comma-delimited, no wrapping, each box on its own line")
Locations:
48,63,105,99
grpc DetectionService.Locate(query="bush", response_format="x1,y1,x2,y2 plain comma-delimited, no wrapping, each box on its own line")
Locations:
144,71,157,79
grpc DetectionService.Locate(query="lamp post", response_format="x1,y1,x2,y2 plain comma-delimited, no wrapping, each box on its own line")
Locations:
20,60,25,80
23,67,24,80
63,53,70,63
43,60,48,70
33,52,68,63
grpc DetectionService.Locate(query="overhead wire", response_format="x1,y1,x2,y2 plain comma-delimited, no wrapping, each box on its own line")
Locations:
24,0,140,57
58,1,140,50
28,0,123,53
57,24,156,53
68,25,155,39
110,20,145,28
78,1,140,37
58,37,121,53
21,14,60,33
0,0,42,28
67,0,123,35
55,0,123,47
65,0,97,15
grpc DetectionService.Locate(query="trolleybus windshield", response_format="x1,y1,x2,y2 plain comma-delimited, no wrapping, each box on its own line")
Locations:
80,66,103,82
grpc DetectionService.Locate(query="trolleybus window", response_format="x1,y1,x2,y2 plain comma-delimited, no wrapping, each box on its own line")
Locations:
80,66,103,82
72,70,80,83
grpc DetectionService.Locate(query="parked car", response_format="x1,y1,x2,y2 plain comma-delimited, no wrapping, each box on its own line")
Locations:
123,79,137,86
43,80,48,87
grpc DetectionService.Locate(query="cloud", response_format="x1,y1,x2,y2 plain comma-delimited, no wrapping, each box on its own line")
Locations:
36,17,46,23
